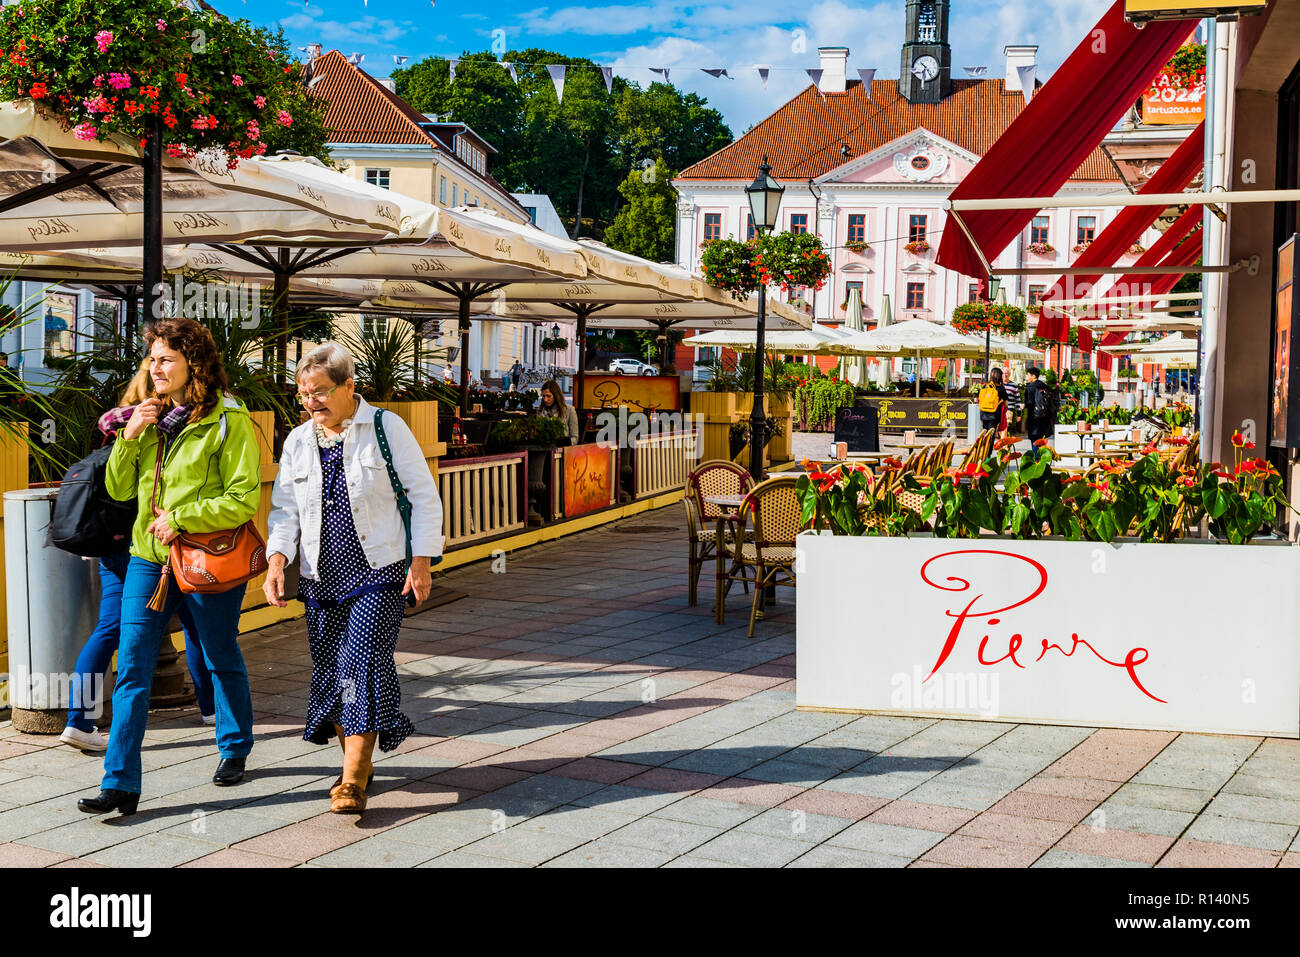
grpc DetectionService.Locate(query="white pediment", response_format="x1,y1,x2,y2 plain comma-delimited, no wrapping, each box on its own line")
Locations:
901,261,935,275
817,128,981,186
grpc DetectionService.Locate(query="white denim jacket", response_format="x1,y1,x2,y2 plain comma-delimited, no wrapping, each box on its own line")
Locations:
267,396,444,579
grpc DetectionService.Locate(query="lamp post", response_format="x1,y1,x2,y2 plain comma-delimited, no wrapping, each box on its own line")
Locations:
549,322,561,379
744,155,785,481
983,275,1001,385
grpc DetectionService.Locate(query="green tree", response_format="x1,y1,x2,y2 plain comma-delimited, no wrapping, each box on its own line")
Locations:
604,157,677,261
394,52,731,242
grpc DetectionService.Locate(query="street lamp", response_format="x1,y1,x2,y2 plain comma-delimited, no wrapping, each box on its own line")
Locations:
744,155,785,481
983,275,1002,385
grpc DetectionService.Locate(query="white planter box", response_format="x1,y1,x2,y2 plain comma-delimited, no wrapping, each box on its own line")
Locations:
796,532,1300,737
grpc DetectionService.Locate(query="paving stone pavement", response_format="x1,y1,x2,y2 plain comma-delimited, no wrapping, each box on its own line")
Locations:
1,507,1298,869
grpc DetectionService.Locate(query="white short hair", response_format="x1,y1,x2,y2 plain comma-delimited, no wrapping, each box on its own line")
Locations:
297,341,355,385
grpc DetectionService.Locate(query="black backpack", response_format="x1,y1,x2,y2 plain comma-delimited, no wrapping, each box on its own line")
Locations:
47,443,137,557
1032,383,1056,420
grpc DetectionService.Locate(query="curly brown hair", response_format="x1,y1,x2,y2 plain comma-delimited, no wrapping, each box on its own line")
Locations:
144,318,229,423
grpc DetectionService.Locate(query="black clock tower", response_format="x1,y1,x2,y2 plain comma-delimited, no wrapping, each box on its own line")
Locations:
899,0,952,104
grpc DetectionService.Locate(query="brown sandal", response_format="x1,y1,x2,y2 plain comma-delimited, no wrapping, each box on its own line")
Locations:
328,769,375,797
330,782,367,814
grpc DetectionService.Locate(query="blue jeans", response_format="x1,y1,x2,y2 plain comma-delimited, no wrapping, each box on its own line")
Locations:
66,551,215,732
101,558,253,795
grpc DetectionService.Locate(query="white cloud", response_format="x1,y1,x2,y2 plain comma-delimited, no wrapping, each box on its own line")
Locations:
277,11,414,47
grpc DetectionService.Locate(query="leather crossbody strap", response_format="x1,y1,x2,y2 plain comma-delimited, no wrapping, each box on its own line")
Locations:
372,409,413,574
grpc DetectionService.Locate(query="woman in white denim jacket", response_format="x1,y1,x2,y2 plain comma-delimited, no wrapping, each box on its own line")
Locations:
265,342,444,814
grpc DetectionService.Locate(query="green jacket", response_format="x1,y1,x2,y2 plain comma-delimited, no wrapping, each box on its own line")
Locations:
106,395,263,566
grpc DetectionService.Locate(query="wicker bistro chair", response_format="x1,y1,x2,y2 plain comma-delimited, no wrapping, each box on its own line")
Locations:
684,459,755,606
716,475,809,637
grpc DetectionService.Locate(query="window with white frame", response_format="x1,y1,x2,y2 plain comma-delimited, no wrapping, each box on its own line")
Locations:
361,315,390,338
439,176,447,204
364,168,391,189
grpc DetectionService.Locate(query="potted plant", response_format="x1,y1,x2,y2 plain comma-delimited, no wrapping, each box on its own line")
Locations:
904,239,931,255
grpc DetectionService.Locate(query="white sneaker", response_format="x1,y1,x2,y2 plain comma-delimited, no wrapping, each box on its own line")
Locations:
60,726,108,753
201,713,216,726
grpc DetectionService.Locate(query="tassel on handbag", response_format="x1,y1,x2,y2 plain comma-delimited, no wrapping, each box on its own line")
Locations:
146,568,170,613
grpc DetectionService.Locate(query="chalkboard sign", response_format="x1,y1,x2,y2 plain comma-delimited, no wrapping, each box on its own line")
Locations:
834,406,879,453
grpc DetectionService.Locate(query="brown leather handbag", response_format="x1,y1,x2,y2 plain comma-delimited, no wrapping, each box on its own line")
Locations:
146,419,268,612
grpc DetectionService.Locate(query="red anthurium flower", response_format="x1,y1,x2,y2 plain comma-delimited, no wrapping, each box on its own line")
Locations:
1231,430,1243,447
1033,438,1048,447
1141,443,1157,455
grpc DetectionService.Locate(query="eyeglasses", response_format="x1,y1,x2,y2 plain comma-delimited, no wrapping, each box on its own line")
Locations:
296,384,343,406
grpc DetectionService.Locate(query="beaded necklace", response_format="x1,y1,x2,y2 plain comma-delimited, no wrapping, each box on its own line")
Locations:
314,417,354,449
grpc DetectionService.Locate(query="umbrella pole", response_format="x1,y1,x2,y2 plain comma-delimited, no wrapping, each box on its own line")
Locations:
575,306,589,426
749,283,768,481
915,350,920,398
458,293,472,417
142,115,163,329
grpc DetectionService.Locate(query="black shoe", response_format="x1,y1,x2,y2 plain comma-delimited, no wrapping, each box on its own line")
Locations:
213,757,246,786
77,789,139,816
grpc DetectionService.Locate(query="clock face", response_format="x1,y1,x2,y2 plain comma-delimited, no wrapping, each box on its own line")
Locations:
912,56,940,82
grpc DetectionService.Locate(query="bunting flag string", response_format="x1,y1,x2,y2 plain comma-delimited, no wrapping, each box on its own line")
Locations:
649,67,670,83
600,66,613,93
756,65,770,89
547,64,566,103
393,55,409,66
806,68,825,100
501,61,518,84
701,68,732,79
448,58,458,83
857,68,875,97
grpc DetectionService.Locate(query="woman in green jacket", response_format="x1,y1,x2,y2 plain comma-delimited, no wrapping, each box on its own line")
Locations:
78,318,262,817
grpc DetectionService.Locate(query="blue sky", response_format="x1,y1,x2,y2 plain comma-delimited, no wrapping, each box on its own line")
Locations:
250,0,1114,133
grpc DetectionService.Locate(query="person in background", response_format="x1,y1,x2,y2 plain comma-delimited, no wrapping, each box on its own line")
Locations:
61,362,217,753
978,367,1007,435
509,358,524,392
1023,366,1057,460
265,342,444,815
1003,375,1022,435
537,379,579,445
78,318,260,817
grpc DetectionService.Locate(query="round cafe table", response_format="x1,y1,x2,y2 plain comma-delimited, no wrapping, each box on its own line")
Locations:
705,493,760,625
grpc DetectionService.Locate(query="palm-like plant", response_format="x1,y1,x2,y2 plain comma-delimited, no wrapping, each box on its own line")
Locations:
339,319,416,403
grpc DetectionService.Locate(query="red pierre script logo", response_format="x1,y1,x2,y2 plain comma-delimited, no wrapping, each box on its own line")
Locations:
918,550,1165,703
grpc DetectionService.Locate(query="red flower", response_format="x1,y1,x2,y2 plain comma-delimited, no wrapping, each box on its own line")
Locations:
1033,438,1048,447
175,72,188,86
1231,430,1243,448
1141,443,1157,455
29,82,46,99
1243,441,1256,450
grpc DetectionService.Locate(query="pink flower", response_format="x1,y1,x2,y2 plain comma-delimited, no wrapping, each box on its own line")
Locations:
232,75,244,87
276,110,292,127
254,96,266,109
92,74,104,88
82,96,112,114
107,72,131,91
73,123,98,141
156,19,167,31
94,30,113,53
246,120,260,138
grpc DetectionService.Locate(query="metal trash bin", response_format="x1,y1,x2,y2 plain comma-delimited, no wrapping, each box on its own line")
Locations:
4,489,100,733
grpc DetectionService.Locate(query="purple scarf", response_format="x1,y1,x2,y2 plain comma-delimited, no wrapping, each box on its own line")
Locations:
97,403,193,439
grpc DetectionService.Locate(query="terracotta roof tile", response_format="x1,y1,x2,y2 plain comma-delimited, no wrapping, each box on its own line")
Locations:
680,79,1117,183
310,50,439,146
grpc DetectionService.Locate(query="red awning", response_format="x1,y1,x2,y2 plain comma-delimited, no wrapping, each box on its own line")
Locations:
1037,203,1205,346
1042,123,1204,307
935,0,1197,279
1094,217,1204,371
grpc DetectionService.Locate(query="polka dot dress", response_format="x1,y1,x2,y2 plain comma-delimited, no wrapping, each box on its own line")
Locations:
300,442,414,752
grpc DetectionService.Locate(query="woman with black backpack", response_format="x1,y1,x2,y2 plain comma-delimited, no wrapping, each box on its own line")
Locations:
58,362,217,752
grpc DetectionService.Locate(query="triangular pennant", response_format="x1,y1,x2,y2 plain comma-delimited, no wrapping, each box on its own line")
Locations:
448,59,458,83
806,68,825,100
755,65,770,89
964,65,988,77
600,66,613,93
546,64,566,103
650,67,670,83
1017,64,1036,103
857,68,875,96
702,68,731,79
501,61,518,84
393,55,409,66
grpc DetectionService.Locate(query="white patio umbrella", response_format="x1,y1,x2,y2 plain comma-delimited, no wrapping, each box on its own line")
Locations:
841,287,868,386
0,103,405,249
831,319,989,397
680,324,854,353
874,293,894,389
1100,331,1198,363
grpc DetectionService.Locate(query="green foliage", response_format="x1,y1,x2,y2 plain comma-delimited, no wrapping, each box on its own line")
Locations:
794,377,855,432
486,415,568,452
699,352,795,395
604,157,677,262
338,320,415,403
0,0,330,164
950,302,1028,337
700,231,830,299
394,51,729,240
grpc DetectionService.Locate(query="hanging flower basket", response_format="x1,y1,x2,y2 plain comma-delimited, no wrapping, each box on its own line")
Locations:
701,231,829,300
950,302,1028,337
0,0,325,167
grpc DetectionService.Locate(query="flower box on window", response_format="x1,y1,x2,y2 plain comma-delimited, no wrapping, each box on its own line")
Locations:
903,240,931,255
1027,241,1055,256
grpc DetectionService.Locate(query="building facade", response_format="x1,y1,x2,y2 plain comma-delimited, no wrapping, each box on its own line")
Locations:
672,4,1170,383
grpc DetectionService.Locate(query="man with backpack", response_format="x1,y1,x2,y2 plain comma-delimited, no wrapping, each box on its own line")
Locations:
977,367,1007,434
1024,366,1058,458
